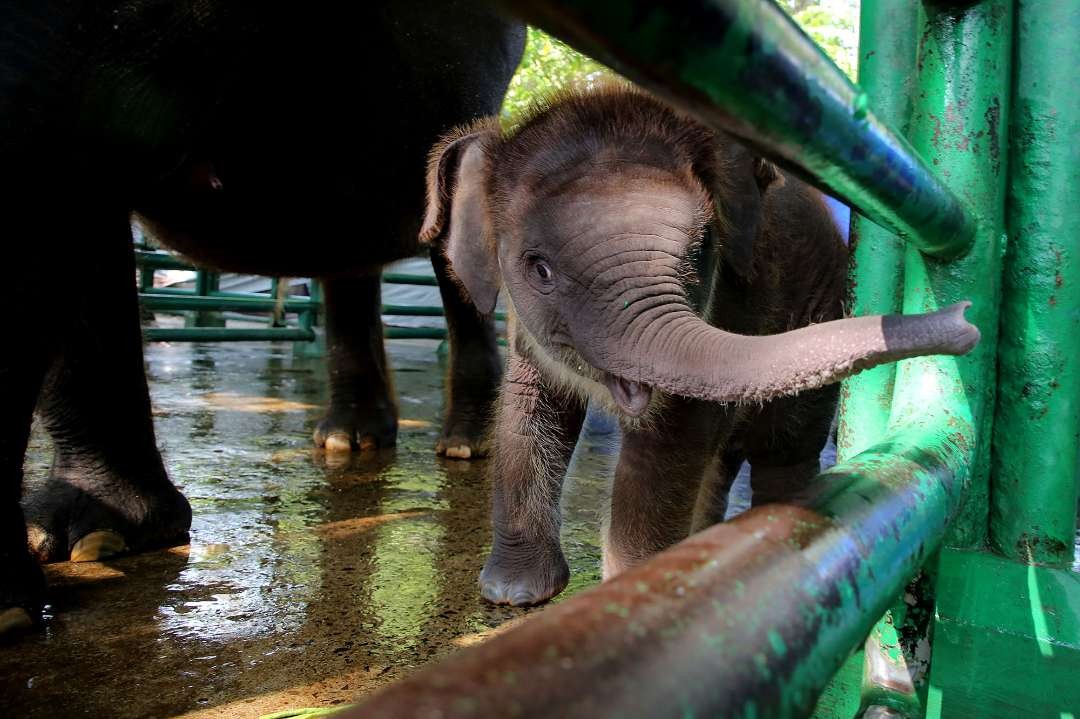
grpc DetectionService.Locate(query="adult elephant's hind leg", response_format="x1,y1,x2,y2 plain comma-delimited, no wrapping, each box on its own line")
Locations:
431,240,502,459
313,275,398,452
24,216,191,563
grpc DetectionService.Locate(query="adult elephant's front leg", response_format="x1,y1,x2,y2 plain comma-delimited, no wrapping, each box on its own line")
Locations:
25,218,191,564
479,345,585,606
0,275,52,634
605,397,730,579
313,275,398,452
431,239,501,459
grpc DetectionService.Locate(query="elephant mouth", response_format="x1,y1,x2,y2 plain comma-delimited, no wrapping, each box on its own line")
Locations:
602,373,653,417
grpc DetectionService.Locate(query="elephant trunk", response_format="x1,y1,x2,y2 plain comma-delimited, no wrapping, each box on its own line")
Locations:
593,302,979,407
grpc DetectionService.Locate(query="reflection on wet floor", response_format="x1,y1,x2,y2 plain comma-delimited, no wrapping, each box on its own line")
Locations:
4,340,616,718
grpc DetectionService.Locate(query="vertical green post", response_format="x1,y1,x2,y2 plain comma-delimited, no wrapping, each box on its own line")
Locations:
990,1,1080,567
838,8,925,711
294,279,325,357
836,0,919,461
889,0,1013,550
189,270,225,329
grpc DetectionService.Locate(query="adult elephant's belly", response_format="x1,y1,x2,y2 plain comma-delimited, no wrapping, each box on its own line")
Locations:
135,149,426,278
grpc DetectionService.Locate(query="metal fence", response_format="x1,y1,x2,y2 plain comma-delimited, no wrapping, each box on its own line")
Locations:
338,1,1080,717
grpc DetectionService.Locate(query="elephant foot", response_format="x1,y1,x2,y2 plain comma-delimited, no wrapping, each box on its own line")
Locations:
479,536,568,606
0,545,47,639
23,471,192,563
436,378,498,460
436,410,492,460
313,405,398,453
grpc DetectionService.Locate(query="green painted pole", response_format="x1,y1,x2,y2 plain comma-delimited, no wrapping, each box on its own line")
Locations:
836,0,918,461
495,0,976,258
990,1,1080,567
888,0,1013,551
838,6,924,714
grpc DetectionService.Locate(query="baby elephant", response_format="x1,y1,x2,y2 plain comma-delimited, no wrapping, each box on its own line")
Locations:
422,86,979,606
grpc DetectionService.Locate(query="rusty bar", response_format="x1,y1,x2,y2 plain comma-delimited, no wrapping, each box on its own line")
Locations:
344,426,967,718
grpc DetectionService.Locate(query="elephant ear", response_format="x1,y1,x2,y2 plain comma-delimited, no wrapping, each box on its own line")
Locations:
420,121,501,315
704,143,785,281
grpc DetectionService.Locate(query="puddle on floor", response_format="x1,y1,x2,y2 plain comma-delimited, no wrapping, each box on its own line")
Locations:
4,339,617,718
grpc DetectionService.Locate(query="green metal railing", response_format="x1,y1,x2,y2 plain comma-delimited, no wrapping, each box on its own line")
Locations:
134,249,472,344
338,1,1080,717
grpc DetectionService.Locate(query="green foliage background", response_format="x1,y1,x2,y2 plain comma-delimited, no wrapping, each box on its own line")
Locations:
501,0,859,123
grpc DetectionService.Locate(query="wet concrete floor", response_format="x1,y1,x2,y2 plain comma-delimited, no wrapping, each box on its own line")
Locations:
4,338,634,718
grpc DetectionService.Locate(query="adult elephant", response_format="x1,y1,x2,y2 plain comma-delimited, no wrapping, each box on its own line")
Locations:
1,1,524,634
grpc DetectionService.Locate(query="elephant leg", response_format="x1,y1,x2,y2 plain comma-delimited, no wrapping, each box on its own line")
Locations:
431,240,501,460
0,281,52,634
24,217,191,564
479,342,585,606
605,398,730,579
313,274,398,452
745,386,838,506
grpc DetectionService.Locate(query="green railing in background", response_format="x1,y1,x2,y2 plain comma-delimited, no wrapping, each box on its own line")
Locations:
134,248,481,345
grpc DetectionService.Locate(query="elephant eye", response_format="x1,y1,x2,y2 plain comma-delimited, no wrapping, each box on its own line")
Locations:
535,261,553,282
525,253,555,291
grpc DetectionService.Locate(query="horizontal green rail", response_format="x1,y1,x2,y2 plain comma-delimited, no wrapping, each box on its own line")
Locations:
134,250,199,271
141,290,480,320
143,326,449,343
496,0,976,258
140,293,316,314
381,272,439,286
135,251,485,343
140,286,311,301
143,328,316,342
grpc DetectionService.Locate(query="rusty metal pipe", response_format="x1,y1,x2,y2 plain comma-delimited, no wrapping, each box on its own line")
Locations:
344,428,967,718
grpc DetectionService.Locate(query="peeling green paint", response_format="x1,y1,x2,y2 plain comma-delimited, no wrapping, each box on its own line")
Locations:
990,0,1080,566
889,0,1013,551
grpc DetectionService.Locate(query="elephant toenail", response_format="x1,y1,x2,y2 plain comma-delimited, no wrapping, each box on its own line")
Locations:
509,590,540,606
323,432,353,453
70,530,127,562
446,445,472,459
0,607,34,636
